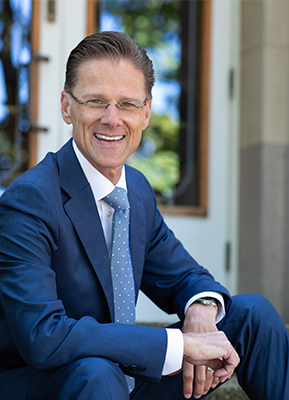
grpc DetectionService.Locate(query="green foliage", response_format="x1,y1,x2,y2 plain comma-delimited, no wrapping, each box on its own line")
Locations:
103,0,181,48
0,131,10,154
129,150,179,197
127,111,180,200
144,111,179,152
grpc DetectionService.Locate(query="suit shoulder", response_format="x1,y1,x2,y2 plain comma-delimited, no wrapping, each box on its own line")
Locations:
0,151,63,220
125,164,152,189
8,152,58,188
125,165,157,213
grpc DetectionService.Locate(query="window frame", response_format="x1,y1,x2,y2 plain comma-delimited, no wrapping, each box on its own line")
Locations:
28,0,41,169
161,0,211,216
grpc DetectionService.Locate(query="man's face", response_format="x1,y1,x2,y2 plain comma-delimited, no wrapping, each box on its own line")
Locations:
61,58,151,184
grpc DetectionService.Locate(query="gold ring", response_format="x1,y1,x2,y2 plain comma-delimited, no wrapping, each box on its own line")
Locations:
206,367,214,372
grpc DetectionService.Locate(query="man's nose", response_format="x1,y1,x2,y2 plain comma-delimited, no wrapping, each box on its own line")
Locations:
100,104,122,126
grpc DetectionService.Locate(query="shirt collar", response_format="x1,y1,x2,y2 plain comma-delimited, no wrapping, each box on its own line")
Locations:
72,140,127,201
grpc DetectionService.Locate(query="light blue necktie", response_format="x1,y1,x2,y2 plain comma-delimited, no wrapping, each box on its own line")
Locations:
103,187,135,391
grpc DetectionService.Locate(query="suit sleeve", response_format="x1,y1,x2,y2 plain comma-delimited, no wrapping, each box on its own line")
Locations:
0,180,167,382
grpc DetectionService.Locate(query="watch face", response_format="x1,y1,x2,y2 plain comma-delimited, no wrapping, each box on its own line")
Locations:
196,299,218,308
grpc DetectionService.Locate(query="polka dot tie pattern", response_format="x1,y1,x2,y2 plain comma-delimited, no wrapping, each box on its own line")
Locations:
102,187,135,392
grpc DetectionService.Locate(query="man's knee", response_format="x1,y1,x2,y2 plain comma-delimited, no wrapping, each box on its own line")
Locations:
229,293,278,322
72,356,121,379
27,357,129,400
219,293,288,349
60,357,129,399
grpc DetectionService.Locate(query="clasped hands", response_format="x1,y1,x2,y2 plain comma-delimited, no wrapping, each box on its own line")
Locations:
173,303,240,399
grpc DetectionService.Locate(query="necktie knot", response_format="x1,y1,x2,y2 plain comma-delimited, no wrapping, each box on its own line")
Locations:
102,187,129,211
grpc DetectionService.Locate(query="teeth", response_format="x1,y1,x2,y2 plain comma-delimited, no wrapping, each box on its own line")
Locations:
95,134,124,141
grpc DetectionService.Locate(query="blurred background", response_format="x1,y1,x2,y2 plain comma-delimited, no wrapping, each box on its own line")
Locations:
1,0,289,324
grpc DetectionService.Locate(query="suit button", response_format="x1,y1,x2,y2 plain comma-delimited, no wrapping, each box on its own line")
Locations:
122,364,129,370
130,365,137,372
138,365,147,373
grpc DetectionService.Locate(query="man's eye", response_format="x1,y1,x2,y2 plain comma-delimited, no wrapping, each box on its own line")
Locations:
89,99,102,105
121,102,135,108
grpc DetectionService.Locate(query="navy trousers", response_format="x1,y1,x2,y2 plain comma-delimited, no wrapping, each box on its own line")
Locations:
0,294,288,399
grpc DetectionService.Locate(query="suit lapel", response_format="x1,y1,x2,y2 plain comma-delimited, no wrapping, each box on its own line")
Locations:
56,140,114,319
56,141,148,315
126,170,146,297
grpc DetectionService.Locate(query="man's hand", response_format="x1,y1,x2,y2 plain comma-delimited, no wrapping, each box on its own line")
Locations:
181,303,239,399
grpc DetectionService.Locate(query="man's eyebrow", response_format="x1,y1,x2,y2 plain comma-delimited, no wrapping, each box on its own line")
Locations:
83,93,143,102
82,93,106,99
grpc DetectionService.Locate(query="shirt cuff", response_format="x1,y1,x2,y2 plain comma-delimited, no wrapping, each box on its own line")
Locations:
162,328,183,376
184,291,226,324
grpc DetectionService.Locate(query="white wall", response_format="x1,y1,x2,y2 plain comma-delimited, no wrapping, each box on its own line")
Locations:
36,0,87,161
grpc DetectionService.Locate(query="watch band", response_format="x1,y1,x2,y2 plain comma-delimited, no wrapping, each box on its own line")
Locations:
194,298,218,309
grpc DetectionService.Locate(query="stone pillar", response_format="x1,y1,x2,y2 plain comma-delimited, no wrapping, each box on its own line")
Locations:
239,0,289,321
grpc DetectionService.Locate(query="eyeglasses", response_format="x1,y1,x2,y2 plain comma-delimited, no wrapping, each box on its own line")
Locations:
68,92,147,114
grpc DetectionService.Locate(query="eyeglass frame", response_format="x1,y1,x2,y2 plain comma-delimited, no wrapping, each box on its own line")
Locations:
68,92,147,113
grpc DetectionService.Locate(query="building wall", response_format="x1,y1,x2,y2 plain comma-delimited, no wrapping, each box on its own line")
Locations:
239,0,289,321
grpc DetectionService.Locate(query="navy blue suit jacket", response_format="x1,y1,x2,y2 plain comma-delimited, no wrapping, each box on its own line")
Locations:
0,139,230,383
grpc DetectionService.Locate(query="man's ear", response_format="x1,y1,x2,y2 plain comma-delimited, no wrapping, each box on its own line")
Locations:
142,98,152,131
61,91,72,125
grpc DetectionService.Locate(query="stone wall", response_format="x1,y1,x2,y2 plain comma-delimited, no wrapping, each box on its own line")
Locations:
239,0,289,321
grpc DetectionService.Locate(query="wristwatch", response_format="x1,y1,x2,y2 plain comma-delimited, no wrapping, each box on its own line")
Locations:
194,298,218,310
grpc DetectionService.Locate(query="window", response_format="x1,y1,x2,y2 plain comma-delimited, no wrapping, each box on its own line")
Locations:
0,0,32,190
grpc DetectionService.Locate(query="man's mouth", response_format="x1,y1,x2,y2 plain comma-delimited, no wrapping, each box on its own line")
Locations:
95,133,124,141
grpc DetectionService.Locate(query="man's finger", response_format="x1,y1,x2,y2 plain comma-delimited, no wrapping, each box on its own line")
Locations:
203,368,214,394
211,375,220,389
192,365,207,399
182,361,194,399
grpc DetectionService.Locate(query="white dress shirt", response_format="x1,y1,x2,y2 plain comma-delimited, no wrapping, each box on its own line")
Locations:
72,140,225,375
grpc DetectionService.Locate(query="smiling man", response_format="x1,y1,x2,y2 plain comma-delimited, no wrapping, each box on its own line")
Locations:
61,57,151,184
0,31,289,400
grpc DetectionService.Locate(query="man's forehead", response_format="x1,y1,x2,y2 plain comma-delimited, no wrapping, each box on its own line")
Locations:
76,57,143,78
74,57,146,96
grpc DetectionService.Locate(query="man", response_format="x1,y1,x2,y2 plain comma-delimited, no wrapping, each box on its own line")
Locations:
0,31,288,400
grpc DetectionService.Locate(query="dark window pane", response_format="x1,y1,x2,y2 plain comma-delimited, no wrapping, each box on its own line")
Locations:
0,0,32,190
